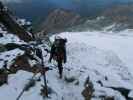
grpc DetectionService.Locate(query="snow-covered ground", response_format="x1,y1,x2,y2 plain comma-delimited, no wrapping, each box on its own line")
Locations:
1,29,133,100
0,33,26,45
59,31,133,75
0,49,24,69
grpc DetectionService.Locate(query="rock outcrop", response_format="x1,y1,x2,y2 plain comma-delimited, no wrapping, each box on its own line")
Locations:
0,1,33,42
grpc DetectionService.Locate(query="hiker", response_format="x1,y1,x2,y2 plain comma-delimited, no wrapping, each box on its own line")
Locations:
49,36,67,78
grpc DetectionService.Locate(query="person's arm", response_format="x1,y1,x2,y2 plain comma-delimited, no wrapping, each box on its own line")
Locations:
49,45,55,62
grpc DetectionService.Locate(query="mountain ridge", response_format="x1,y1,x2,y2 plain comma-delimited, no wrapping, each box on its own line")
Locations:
36,8,85,38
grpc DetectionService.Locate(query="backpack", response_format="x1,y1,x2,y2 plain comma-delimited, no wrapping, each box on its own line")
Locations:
53,39,66,61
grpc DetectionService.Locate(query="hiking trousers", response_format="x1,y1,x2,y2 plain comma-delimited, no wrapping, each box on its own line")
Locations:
57,60,63,78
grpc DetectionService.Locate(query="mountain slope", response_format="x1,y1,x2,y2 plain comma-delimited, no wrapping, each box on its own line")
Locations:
101,4,133,29
1,30,133,100
36,9,84,37
0,9,33,42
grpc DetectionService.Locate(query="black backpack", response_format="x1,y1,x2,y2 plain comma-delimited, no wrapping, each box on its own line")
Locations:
53,39,67,60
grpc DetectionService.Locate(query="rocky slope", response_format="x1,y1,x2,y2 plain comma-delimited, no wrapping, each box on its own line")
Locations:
0,2,33,42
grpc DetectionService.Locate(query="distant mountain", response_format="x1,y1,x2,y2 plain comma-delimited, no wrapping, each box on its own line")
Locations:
68,3,133,32
102,4,133,28
36,9,85,37
5,0,133,26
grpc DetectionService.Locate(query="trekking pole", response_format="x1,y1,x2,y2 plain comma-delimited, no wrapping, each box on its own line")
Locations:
16,69,39,100
16,88,25,100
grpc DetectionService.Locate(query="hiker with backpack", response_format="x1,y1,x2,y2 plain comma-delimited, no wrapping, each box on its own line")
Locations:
49,36,67,78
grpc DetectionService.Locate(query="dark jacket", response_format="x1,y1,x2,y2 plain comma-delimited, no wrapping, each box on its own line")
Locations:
49,39,67,63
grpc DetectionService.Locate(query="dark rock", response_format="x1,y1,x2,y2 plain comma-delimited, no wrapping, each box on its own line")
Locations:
10,54,46,74
5,43,21,51
99,96,114,100
105,76,108,81
64,76,76,83
0,33,3,37
0,59,3,61
109,87,130,100
0,68,8,86
105,96,114,100
40,85,53,98
82,76,94,100
0,44,7,52
82,86,94,100
10,55,32,73
96,80,103,86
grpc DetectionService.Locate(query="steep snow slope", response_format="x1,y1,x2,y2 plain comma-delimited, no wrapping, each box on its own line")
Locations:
1,30,133,100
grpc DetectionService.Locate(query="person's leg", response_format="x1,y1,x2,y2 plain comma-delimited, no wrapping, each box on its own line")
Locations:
57,60,63,78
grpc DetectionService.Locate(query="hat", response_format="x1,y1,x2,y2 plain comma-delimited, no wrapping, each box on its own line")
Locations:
55,36,62,39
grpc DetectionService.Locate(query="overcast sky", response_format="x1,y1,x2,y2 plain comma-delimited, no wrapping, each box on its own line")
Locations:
0,0,22,3
0,0,132,4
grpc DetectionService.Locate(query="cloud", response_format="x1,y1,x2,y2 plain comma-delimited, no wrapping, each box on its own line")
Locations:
0,0,23,3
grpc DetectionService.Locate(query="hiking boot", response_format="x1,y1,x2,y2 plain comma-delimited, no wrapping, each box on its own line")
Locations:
59,74,62,79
